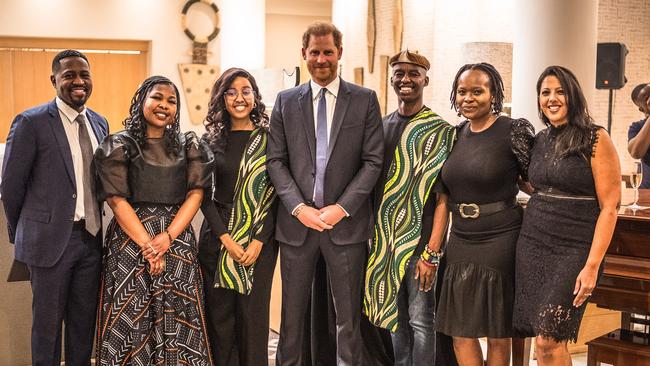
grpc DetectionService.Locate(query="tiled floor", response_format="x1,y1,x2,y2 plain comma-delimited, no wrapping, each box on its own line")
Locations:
267,334,593,365
478,339,590,366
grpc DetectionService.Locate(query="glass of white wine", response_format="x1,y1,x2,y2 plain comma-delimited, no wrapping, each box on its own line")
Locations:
628,161,644,210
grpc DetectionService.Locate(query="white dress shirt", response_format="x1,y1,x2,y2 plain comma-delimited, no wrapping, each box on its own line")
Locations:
310,76,340,145
291,77,349,217
56,97,99,222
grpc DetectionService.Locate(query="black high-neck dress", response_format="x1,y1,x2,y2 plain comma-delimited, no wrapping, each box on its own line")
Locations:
513,124,603,342
435,116,534,338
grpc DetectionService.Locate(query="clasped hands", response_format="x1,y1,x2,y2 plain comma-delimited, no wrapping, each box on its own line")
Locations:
221,234,263,266
296,204,346,232
141,232,172,276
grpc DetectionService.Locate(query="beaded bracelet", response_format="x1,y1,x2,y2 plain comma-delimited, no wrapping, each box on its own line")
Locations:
420,246,443,266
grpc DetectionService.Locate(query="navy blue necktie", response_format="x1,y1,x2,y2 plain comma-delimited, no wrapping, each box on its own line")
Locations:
314,88,328,208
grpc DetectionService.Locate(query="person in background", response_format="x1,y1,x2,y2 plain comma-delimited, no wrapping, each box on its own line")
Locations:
266,22,383,366
627,83,650,188
513,65,621,366
1,49,108,366
94,75,214,365
364,50,455,366
199,67,277,366
435,63,535,366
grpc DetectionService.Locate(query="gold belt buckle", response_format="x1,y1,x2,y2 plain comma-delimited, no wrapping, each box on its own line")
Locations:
459,203,480,219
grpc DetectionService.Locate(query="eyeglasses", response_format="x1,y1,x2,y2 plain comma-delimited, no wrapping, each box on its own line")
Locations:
224,87,255,100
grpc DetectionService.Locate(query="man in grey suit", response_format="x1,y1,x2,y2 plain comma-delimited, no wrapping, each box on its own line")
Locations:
267,22,383,365
2,50,108,365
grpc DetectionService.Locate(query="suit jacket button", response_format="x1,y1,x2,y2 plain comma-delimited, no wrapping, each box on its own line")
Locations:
72,193,77,199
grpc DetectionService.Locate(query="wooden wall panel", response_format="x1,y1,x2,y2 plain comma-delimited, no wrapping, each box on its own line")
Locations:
0,37,149,142
87,53,148,133
0,51,14,143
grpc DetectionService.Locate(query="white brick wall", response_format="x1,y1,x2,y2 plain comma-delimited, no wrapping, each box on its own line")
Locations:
594,0,650,173
333,0,650,172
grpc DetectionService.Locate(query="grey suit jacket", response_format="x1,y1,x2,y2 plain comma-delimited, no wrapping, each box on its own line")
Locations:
267,79,383,246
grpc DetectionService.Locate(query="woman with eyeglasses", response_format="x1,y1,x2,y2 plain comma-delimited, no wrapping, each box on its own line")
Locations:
198,67,278,366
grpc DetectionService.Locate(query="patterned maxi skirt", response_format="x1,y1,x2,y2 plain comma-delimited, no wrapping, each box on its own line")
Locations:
96,203,213,366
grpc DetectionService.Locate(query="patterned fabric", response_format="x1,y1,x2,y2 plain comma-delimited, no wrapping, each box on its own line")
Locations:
364,108,455,331
96,204,212,366
214,128,276,295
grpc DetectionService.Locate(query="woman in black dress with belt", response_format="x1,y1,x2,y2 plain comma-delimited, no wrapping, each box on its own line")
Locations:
435,63,535,366
199,67,277,366
513,66,620,365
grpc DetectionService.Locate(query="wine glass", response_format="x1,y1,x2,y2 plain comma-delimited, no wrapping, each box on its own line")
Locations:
628,161,644,210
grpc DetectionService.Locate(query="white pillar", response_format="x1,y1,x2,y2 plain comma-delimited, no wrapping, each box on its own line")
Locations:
220,0,265,70
511,0,598,131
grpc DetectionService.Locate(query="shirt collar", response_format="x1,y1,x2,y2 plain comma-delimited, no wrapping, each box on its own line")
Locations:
56,97,87,124
310,76,340,100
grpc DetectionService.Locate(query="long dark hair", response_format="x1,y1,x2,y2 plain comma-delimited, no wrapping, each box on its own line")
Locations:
450,62,505,116
203,67,269,152
536,66,594,159
123,75,181,154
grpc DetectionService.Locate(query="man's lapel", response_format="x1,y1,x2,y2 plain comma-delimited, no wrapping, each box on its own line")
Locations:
86,110,107,142
47,100,76,188
298,83,316,165
327,79,351,160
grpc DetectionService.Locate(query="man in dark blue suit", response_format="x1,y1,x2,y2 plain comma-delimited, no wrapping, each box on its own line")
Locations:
1,50,108,366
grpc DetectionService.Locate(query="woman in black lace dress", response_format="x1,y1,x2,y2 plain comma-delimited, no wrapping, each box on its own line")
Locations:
435,63,535,366
513,66,620,365
94,76,214,365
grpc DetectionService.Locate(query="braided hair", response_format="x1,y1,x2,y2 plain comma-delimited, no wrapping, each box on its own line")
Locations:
450,62,505,116
123,75,182,154
536,65,595,160
203,67,269,153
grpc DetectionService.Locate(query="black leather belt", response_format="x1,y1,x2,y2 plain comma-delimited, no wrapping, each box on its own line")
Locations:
450,198,517,219
72,220,86,230
534,187,596,200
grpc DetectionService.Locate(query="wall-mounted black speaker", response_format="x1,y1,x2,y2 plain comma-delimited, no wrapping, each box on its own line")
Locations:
596,42,628,89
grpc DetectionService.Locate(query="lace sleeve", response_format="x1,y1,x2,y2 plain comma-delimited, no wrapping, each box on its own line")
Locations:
510,118,536,181
590,125,605,158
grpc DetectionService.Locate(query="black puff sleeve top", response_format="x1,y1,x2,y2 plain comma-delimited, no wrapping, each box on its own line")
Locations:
94,131,214,205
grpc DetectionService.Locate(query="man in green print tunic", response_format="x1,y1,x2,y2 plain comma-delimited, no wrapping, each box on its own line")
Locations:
364,50,455,366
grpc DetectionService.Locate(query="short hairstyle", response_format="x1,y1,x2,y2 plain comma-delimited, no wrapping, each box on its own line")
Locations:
632,83,648,103
450,63,505,115
51,49,89,73
302,22,342,49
